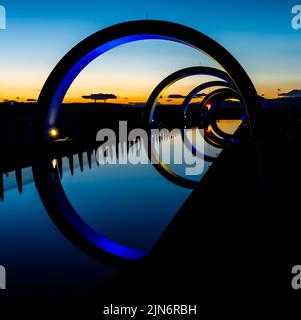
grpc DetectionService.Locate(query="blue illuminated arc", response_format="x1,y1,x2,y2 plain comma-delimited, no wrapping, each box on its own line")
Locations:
37,20,261,262
48,34,185,129
47,34,190,260
63,202,146,259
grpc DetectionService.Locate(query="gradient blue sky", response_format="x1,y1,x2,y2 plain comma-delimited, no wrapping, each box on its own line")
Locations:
0,0,300,101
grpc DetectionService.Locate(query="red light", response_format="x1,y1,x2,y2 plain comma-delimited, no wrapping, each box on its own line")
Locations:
205,103,212,110
205,126,212,134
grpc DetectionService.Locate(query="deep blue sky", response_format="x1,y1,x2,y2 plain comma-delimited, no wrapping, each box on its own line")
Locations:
0,0,300,100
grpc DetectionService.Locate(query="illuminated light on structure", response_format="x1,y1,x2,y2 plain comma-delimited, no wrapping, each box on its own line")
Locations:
205,125,212,134
34,20,261,264
49,128,59,138
205,103,212,110
52,159,57,169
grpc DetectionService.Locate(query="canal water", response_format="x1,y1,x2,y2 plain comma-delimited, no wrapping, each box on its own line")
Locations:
0,127,229,297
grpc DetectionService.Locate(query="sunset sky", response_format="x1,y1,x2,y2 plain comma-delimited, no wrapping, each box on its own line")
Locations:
0,0,300,103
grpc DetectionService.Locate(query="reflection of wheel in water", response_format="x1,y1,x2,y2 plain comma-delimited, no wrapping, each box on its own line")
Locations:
146,67,234,170
33,20,262,265
145,66,250,187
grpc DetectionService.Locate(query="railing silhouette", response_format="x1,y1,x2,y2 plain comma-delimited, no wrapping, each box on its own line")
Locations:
0,130,181,201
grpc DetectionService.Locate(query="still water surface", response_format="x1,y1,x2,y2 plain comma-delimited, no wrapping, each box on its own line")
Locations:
0,128,228,296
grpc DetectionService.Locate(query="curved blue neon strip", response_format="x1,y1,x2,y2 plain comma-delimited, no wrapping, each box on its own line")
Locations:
64,206,146,259
48,35,190,260
48,34,185,130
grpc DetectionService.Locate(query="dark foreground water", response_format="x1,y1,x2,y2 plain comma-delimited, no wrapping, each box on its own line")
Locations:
0,131,223,297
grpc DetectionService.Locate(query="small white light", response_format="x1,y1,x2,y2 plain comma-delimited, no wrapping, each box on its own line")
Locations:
52,159,57,169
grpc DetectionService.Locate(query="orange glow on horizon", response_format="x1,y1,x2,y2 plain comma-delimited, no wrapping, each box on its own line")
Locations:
0,85,298,104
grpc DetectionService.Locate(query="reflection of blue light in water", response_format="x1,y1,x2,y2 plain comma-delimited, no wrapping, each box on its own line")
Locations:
62,200,146,259
46,34,192,260
61,150,193,254
0,182,114,295
46,33,239,260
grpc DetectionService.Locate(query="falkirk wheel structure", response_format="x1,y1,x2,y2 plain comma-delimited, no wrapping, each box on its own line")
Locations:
32,20,263,266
